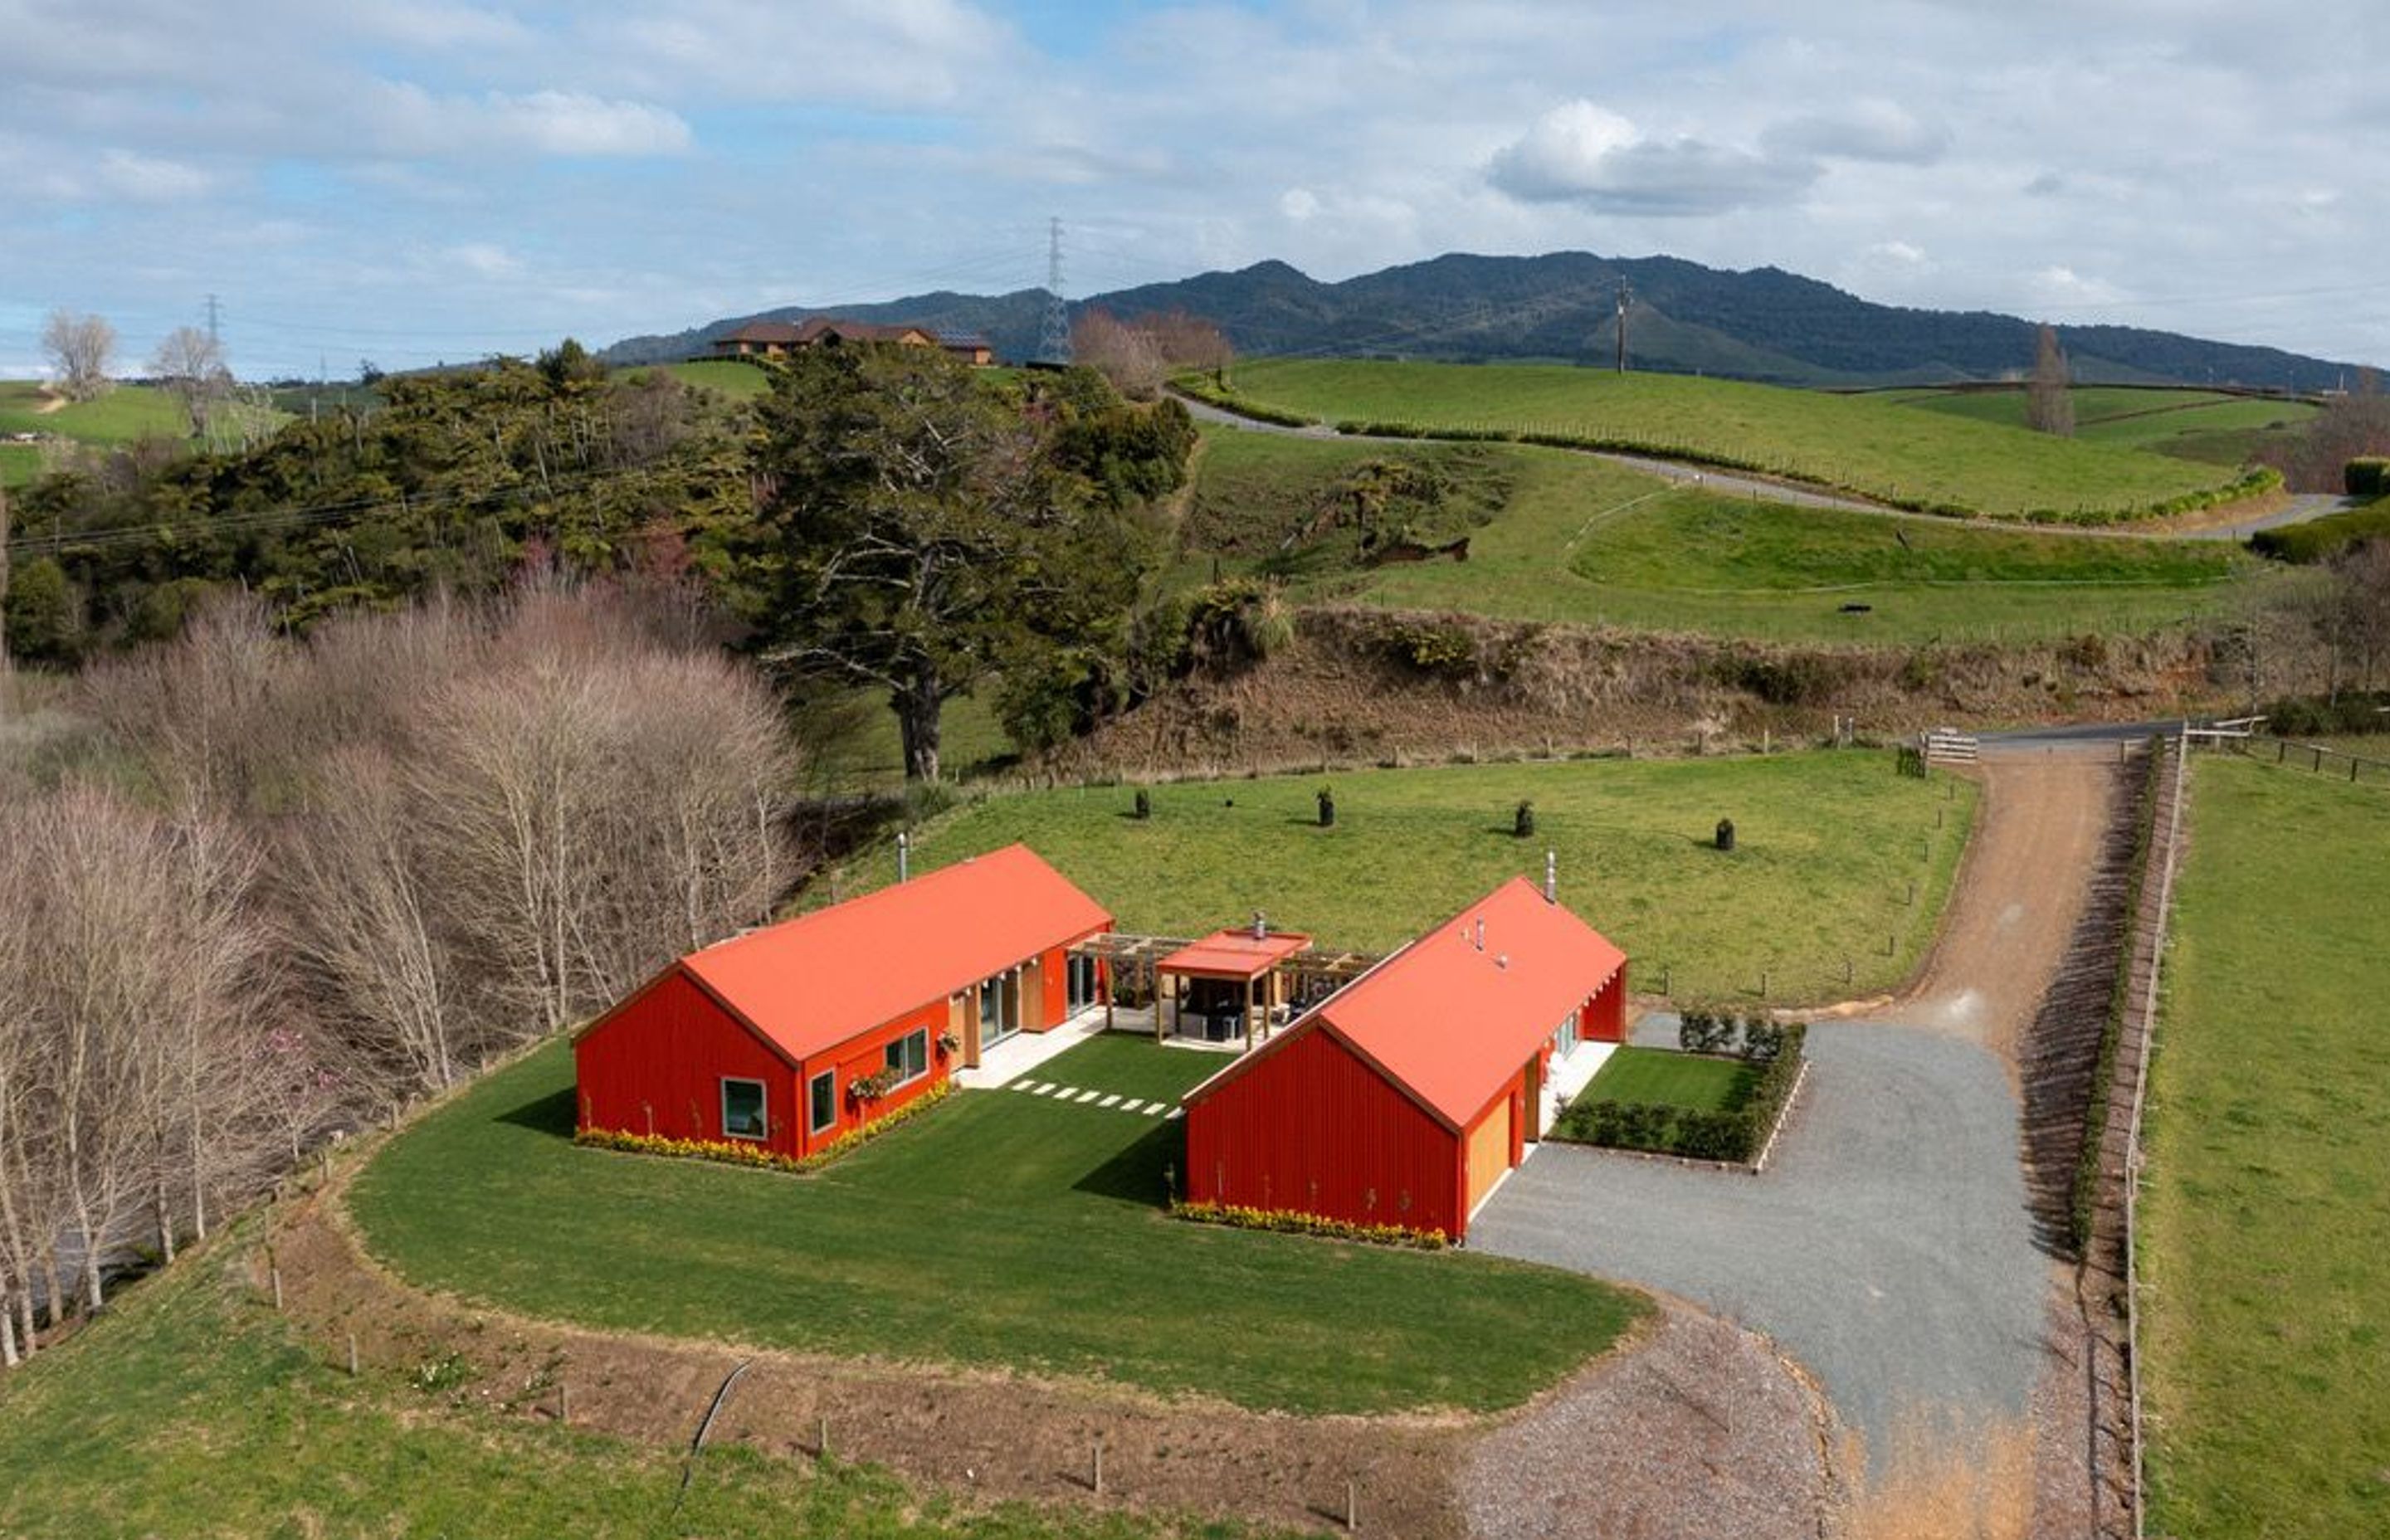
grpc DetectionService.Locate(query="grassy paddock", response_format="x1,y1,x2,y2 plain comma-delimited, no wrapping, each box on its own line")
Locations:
0,379,193,443
641,359,776,399
1184,428,2259,644
350,1037,1645,1416
1212,360,2239,520
0,1216,1241,1538
2139,757,2390,1534
1576,1045,1757,1114
841,752,1976,1005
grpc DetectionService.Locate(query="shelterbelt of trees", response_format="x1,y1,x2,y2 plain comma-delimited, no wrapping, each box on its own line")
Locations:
3,343,1197,780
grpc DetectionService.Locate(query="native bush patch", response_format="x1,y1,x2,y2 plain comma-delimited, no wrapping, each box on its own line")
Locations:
2249,497,2390,563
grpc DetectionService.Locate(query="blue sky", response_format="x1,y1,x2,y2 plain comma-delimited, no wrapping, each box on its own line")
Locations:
3,0,2386,379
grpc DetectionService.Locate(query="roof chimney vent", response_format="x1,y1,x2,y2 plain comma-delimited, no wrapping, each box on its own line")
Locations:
1474,918,1486,952
1544,848,1558,904
1252,909,1267,941
1495,954,1510,970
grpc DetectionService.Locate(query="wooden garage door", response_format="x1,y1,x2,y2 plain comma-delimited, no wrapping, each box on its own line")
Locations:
1466,1093,1513,1214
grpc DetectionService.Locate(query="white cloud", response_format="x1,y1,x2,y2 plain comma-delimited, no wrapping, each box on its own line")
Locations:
1487,100,1817,216
1870,240,1929,266
95,148,213,200
363,83,692,158
445,241,522,278
1280,188,1321,222
1764,101,1949,165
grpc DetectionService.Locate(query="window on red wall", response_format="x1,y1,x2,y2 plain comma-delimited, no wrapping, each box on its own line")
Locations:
807,1070,836,1134
721,1078,767,1140
885,1028,929,1086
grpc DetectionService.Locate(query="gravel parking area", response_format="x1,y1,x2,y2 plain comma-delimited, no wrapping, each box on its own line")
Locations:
1462,1300,1852,1540
1471,1018,2047,1484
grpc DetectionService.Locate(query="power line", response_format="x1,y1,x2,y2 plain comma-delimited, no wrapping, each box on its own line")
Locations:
1037,217,1071,366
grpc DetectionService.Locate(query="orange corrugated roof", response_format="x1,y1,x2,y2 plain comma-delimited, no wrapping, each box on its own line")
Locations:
1185,879,1625,1128
1158,928,1312,980
680,844,1111,1063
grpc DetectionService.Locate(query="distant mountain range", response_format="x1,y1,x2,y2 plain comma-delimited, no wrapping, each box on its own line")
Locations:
599,250,2359,392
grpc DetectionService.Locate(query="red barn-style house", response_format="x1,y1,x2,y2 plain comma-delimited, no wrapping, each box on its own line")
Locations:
1182,879,1627,1242
574,845,1110,1157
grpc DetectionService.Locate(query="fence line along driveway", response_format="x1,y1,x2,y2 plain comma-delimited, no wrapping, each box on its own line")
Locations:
1470,1017,2047,1484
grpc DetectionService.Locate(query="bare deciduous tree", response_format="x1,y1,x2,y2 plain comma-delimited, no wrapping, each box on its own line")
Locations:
2026,324,2075,436
148,325,231,438
280,745,466,1095
1071,308,1168,399
41,311,117,403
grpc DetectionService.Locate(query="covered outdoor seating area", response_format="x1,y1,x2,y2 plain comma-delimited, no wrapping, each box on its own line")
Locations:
1070,924,1385,1052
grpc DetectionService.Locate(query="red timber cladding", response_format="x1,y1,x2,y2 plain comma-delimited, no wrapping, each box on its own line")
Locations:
1583,964,1630,1043
574,969,798,1158
1187,1027,1463,1240
797,998,953,1157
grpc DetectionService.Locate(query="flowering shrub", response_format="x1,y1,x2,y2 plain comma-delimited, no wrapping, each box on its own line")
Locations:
1172,1199,1448,1250
576,1082,951,1175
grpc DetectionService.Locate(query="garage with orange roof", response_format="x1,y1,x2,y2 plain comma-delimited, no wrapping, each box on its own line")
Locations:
1181,879,1628,1242
573,845,1111,1158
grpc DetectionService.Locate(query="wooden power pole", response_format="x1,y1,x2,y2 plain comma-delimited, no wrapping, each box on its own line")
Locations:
1615,280,1630,373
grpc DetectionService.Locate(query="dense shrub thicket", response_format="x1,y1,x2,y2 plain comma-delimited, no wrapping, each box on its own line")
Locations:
2249,499,2390,563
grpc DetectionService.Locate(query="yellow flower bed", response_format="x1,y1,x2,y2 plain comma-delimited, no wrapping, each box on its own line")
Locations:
575,1082,953,1174
1172,1198,1449,1250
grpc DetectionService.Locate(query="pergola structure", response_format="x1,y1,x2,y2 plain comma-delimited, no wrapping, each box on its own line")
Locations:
1158,927,1310,1050
1068,929,1386,1048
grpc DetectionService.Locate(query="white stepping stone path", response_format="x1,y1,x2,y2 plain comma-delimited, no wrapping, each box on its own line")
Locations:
1008,1080,1183,1116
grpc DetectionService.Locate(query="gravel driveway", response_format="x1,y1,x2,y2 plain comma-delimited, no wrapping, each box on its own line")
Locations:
1471,1017,2047,1481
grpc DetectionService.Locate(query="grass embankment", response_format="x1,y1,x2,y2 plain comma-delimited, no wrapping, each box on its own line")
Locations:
2139,756,2390,1535
1186,429,2257,643
0,379,289,469
1205,361,2248,520
842,752,1975,1004
0,1217,1250,1537
1576,1045,1756,1114
352,1037,1644,1416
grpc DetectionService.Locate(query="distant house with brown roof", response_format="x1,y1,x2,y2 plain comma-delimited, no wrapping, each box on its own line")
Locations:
705,318,993,365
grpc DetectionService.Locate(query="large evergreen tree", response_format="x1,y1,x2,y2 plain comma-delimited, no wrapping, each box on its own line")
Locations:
750,348,1173,781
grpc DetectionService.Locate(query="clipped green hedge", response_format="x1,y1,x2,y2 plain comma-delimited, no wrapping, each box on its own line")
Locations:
1554,1024,1807,1165
2346,457,2390,497
2250,496,2390,563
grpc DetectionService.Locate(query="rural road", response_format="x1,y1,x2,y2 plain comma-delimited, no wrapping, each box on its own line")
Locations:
1474,752,2117,1529
1176,388,2354,541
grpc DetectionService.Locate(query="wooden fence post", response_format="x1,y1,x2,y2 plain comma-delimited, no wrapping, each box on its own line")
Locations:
1346,1479,1359,1532
346,1333,358,1376
271,1267,283,1312
817,1413,829,1460
1093,1440,1104,1496
558,1381,568,1424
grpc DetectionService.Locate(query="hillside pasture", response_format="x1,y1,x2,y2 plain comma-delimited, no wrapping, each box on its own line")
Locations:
838,751,1977,1006
350,1037,1646,1417
645,358,776,398
2139,756,2390,1536
0,1216,1237,1538
1208,360,2245,521
1887,384,2318,457
1187,429,2261,643
0,379,192,443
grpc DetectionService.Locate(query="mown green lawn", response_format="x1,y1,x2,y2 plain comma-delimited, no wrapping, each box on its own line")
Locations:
1576,1045,1757,1114
1024,1032,1234,1102
1183,429,2256,644
0,441,41,487
0,1216,1257,1538
1208,360,2238,519
839,752,1975,1005
2139,756,2390,1536
350,1037,1646,1416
